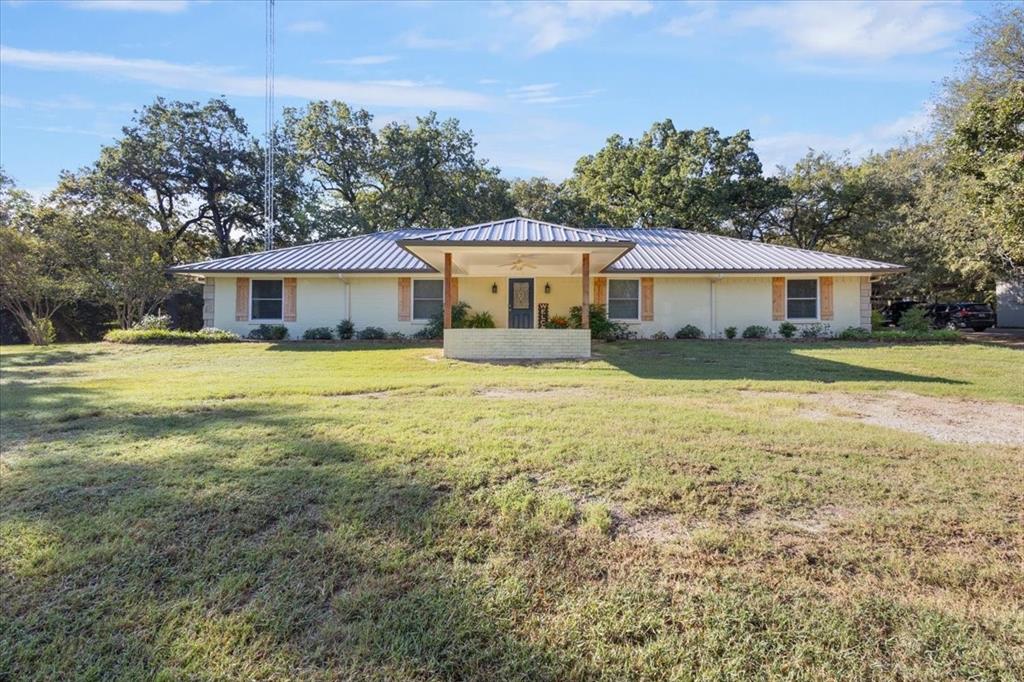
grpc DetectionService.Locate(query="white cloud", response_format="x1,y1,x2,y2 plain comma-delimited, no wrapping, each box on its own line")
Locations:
734,1,968,60
506,82,600,105
662,2,716,38
66,0,188,12
323,55,398,66
499,1,653,54
0,44,492,109
286,20,328,34
398,29,466,50
755,106,932,172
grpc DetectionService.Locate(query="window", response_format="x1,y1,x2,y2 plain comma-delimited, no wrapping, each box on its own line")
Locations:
786,279,818,319
608,279,640,320
413,280,443,320
251,279,283,320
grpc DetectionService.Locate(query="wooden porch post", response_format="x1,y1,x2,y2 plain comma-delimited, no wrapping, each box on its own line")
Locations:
581,252,590,329
443,252,453,330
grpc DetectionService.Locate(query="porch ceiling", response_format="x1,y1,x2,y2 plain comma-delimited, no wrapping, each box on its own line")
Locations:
397,244,631,276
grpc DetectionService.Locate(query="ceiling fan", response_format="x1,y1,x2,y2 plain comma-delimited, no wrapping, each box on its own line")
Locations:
501,256,538,271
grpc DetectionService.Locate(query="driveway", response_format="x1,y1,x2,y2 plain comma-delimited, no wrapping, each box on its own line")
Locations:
965,327,1024,349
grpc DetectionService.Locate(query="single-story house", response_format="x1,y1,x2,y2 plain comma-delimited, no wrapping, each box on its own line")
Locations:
170,217,905,359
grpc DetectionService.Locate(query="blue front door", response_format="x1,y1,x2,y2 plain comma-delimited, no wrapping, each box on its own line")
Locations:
508,278,534,328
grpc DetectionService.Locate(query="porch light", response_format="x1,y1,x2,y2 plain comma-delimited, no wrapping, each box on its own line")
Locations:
544,282,551,294
491,282,498,294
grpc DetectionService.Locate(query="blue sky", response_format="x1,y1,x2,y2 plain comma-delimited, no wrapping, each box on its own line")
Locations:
0,0,992,195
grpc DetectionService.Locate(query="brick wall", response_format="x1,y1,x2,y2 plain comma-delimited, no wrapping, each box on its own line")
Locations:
443,329,591,360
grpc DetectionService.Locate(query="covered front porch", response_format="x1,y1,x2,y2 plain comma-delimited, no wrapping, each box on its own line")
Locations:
399,225,633,359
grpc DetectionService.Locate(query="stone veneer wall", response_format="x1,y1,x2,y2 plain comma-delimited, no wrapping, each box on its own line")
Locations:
202,280,215,328
859,277,872,330
443,329,591,360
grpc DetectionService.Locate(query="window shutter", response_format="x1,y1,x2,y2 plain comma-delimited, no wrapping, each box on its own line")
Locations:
820,277,834,320
640,277,654,321
451,277,459,304
593,277,607,307
398,277,411,321
283,277,297,322
771,277,785,320
235,277,249,321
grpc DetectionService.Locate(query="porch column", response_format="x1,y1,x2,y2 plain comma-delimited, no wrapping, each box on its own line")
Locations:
581,252,590,329
443,252,453,329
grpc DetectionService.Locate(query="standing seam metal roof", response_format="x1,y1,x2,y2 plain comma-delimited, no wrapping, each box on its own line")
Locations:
169,222,905,274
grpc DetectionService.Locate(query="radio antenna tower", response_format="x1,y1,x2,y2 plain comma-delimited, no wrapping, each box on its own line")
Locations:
263,0,276,251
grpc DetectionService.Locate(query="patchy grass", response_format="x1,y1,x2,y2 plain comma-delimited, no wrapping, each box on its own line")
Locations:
1,340,1022,680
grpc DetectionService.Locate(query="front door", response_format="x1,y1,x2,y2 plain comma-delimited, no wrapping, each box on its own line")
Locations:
508,278,534,328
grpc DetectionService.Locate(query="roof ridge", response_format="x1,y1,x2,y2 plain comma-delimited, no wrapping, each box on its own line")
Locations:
414,216,619,242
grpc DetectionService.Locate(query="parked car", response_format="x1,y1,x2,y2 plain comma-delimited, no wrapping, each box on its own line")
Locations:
879,300,922,327
924,303,996,331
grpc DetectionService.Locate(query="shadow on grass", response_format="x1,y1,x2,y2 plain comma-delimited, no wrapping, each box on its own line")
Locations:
0,347,110,368
596,340,964,384
0,384,571,679
263,341,441,352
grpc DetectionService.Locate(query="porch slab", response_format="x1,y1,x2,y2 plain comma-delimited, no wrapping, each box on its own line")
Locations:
443,328,591,360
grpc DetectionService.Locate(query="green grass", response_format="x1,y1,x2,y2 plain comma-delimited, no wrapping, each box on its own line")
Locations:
1,340,1021,680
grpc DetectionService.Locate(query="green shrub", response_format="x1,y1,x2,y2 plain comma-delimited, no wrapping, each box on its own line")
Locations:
652,330,670,340
777,321,797,338
356,326,387,340
30,316,57,345
898,307,930,333
105,328,239,344
247,324,289,340
336,319,355,340
388,331,407,340
799,323,832,339
675,324,704,339
463,311,496,329
871,309,886,331
741,325,770,339
838,326,871,340
302,327,334,340
568,304,630,340
418,301,472,339
133,314,171,331
724,326,737,339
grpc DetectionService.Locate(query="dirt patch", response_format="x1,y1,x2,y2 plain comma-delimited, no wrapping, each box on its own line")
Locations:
620,513,702,541
323,390,393,400
475,387,586,399
742,389,1023,445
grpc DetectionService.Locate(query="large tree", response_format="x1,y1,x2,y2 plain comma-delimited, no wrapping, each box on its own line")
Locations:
285,102,513,232
565,121,780,230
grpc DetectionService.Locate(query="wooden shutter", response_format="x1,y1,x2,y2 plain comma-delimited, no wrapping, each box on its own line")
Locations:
640,277,654,321
283,277,297,322
235,277,249,321
593,277,607,306
397,277,411,321
820,276,834,320
451,277,459,305
771,277,785,321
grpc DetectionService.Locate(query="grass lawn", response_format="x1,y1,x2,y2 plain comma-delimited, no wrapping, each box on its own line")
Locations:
1,340,1022,680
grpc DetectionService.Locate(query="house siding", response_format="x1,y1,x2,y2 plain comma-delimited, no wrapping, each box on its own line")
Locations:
206,273,870,338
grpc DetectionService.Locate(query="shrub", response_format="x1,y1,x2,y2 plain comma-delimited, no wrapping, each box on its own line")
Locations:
356,326,387,340
838,326,871,340
674,324,703,339
302,327,334,340
105,328,239,344
31,317,57,345
741,325,770,339
247,324,289,341
898,307,930,333
652,330,670,340
777,321,797,338
871,309,886,331
568,304,629,340
545,315,570,329
419,301,472,339
463,311,496,329
133,314,171,331
336,319,355,340
724,326,737,339
799,323,832,339
388,331,407,340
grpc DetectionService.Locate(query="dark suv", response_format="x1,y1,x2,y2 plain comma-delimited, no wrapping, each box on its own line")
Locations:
924,303,996,332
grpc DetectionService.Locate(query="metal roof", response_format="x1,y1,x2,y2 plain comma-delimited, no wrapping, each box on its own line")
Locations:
588,228,905,273
170,221,905,275
168,229,435,274
401,217,630,245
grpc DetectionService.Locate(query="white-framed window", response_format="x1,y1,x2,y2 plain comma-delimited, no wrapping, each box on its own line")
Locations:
607,279,640,320
786,278,818,320
412,279,444,321
251,279,283,320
